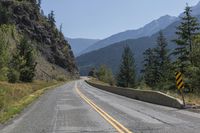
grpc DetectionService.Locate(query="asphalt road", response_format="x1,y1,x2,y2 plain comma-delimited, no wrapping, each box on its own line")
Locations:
1,80,200,133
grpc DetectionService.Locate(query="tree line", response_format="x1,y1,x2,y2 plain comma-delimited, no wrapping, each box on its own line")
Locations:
142,4,200,92
89,4,200,93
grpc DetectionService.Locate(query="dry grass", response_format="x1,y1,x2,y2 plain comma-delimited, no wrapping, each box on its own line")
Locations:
164,90,200,106
89,78,111,86
0,80,64,124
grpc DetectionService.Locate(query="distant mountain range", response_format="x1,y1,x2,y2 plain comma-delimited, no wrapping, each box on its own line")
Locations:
77,1,200,76
76,20,179,75
67,38,100,57
80,15,177,55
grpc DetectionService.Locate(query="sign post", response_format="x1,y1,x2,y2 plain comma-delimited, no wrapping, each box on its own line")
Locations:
175,72,185,106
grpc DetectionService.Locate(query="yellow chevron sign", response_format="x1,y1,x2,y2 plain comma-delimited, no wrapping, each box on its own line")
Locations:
175,72,184,90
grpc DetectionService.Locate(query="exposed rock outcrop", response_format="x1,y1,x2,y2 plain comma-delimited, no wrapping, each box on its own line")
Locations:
0,0,79,79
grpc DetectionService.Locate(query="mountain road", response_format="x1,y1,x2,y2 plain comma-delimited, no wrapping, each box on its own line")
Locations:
1,80,200,133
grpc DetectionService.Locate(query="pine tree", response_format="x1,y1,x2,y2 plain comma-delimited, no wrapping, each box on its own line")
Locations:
192,35,200,67
8,37,37,82
0,31,9,69
0,25,11,80
189,35,200,92
173,4,200,72
0,4,10,25
37,0,42,8
154,31,171,81
142,48,158,86
117,46,136,87
48,11,56,27
142,32,172,87
88,68,96,77
60,23,63,33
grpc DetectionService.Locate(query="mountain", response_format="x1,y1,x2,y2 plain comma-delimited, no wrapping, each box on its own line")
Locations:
0,0,79,79
77,1,200,76
80,15,177,55
67,38,100,57
77,15,200,76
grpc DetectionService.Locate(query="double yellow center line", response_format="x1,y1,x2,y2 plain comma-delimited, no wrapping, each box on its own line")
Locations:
76,86,133,133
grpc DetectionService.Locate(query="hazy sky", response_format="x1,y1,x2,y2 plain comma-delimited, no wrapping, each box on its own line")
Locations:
41,0,200,39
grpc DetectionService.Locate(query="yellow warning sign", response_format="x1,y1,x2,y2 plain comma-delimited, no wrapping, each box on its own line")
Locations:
175,72,184,90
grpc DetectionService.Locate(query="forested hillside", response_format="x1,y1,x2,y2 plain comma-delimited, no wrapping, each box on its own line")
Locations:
77,15,200,76
0,0,79,81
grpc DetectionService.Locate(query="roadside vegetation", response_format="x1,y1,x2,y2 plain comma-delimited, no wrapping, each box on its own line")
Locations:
0,80,62,124
0,0,71,124
88,4,200,106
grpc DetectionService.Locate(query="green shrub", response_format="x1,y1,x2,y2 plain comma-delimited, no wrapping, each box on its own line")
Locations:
0,95,4,111
19,67,35,82
56,75,66,81
0,67,9,81
0,4,10,24
97,65,115,86
7,69,19,83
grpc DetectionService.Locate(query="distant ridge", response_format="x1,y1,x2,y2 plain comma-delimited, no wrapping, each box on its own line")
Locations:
77,1,200,76
67,38,100,57
79,15,177,55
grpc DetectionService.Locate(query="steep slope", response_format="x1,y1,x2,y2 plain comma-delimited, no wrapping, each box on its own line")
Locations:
0,0,79,79
80,15,177,55
77,15,200,76
67,38,100,57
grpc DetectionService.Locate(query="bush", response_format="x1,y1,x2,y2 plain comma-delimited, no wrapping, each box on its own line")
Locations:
19,67,35,82
56,75,67,81
7,69,19,83
97,65,115,86
0,4,10,24
88,68,97,77
0,67,9,81
0,95,4,111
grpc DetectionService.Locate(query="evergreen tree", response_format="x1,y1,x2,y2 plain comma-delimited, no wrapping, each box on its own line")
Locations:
192,35,200,67
0,25,11,80
142,32,172,87
188,35,200,92
142,48,159,87
117,46,136,87
0,31,9,69
48,11,56,27
173,4,200,72
0,4,10,25
8,37,37,82
37,0,42,8
41,9,44,16
88,68,96,77
60,23,63,33
154,31,172,81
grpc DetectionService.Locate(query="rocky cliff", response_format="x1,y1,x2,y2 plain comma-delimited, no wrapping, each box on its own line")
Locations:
0,0,79,79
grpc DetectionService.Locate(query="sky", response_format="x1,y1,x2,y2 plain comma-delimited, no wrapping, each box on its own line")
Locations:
41,0,200,39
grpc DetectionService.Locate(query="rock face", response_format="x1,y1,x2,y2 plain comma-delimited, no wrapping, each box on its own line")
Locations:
1,0,79,79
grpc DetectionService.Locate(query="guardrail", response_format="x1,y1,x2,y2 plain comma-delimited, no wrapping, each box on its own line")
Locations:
85,80,183,109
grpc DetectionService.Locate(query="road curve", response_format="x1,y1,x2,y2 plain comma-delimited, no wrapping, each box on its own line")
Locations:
1,79,200,133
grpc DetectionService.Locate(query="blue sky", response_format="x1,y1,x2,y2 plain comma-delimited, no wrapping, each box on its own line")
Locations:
41,0,200,39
